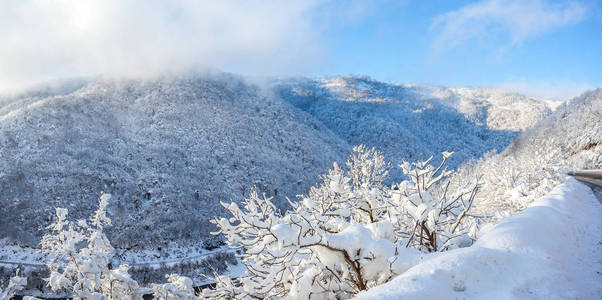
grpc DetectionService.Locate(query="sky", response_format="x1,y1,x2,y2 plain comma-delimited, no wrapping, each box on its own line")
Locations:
1,0,601,100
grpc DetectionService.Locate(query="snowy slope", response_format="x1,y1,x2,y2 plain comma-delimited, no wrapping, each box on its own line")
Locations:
356,178,602,299
507,88,602,169
0,74,349,248
452,88,602,213
274,76,553,181
274,76,552,131
421,85,553,131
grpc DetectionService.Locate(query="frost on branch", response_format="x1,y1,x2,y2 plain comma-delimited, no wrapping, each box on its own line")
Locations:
202,145,481,299
40,193,143,299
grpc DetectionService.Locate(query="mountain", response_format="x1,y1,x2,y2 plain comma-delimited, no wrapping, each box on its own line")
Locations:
451,88,602,214
0,74,349,248
414,85,553,131
0,73,554,250
273,76,553,181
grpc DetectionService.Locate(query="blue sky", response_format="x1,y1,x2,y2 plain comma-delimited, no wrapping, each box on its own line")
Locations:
2,0,601,99
300,0,602,99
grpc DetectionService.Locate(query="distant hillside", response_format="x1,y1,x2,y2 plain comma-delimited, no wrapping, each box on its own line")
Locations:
273,76,553,180
416,85,552,131
0,74,554,250
451,88,602,214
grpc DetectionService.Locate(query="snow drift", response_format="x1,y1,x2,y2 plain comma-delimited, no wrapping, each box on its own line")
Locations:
355,178,602,299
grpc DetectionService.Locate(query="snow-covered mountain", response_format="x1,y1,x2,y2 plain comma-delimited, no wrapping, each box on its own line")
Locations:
0,73,554,250
451,88,602,214
273,76,553,180
275,76,552,130
0,74,349,248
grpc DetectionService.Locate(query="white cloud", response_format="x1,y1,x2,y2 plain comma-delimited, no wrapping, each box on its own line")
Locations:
0,0,346,91
431,0,588,53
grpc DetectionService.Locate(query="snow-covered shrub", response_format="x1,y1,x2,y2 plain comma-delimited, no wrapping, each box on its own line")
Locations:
0,270,27,299
36,145,480,299
40,193,216,299
151,274,196,300
201,145,480,299
392,152,479,252
40,194,144,299
472,149,560,213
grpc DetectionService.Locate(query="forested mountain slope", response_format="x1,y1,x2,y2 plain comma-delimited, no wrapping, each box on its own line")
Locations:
273,76,552,180
451,88,602,213
0,74,555,250
0,74,349,248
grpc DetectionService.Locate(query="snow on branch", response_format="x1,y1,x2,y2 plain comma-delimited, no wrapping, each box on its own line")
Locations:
40,193,144,299
0,270,27,300
202,145,482,299
31,145,482,299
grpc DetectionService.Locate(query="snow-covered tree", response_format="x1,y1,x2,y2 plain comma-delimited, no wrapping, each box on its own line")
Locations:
391,152,479,252
151,274,196,300
35,145,481,300
40,194,143,300
0,270,27,300
201,145,480,299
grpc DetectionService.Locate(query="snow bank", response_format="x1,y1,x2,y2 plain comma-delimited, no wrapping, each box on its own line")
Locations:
356,178,602,299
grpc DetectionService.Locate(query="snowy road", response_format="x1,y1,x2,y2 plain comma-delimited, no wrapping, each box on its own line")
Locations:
0,247,234,269
569,170,602,203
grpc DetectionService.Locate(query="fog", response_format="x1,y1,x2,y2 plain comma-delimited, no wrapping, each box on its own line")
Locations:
0,0,336,92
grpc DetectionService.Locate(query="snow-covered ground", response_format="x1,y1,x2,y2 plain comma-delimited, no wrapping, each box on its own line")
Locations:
356,178,602,299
